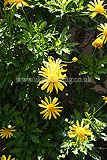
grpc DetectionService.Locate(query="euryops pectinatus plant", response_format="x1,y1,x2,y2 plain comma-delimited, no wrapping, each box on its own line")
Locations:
0,0,107,159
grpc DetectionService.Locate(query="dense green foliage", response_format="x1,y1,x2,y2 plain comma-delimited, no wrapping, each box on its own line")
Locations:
0,0,107,159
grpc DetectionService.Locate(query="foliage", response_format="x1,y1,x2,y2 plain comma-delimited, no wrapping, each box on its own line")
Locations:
0,0,107,159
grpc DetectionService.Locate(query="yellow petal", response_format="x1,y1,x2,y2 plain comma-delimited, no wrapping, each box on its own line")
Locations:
54,83,58,94
90,12,97,18
97,27,104,31
22,1,29,6
41,81,49,90
81,119,84,127
38,104,47,108
45,97,49,104
1,155,6,160
54,110,60,116
52,112,57,119
52,97,58,104
11,3,16,9
49,112,52,120
87,4,95,9
57,82,64,91
8,155,11,160
89,1,96,7
40,109,47,114
76,120,79,127
47,83,53,93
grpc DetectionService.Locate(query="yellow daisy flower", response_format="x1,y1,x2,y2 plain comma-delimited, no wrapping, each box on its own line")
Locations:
68,120,92,143
97,23,107,43
72,57,78,62
102,96,107,103
1,155,15,160
39,57,67,94
87,0,107,18
92,38,103,49
4,0,29,9
38,96,63,120
0,126,15,138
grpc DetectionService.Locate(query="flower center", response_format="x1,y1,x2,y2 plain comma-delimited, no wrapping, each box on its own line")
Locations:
95,5,104,13
4,128,10,134
104,28,107,35
76,127,85,136
47,104,55,112
48,73,58,82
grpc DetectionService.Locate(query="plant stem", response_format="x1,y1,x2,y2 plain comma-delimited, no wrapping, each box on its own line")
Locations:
92,48,96,56
22,7,29,23
62,61,73,64
93,103,106,115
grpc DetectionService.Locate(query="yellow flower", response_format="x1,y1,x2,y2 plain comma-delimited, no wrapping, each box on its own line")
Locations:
97,23,107,44
39,57,67,94
0,126,15,138
4,0,29,9
102,96,107,103
1,155,15,160
87,0,107,18
61,154,65,158
68,120,92,143
92,38,103,49
72,57,78,62
38,96,63,120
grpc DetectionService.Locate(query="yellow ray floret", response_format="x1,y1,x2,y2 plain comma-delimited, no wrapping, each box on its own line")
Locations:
68,120,92,143
0,126,15,138
4,0,29,9
38,96,63,120
1,155,15,160
87,0,107,18
97,23,107,44
39,57,67,94
4,0,13,6
102,96,107,103
92,38,103,49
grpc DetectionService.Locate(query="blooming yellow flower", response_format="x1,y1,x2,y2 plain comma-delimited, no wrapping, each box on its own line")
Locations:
72,57,78,62
92,38,103,49
39,57,67,94
4,0,29,9
38,96,63,120
0,126,15,138
68,120,92,143
61,154,65,158
97,23,107,43
102,96,107,103
1,155,15,160
87,0,107,18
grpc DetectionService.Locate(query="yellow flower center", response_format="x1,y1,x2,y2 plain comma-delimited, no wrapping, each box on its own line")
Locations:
4,128,10,134
47,104,55,112
104,28,107,36
48,73,58,82
76,127,85,136
95,5,104,13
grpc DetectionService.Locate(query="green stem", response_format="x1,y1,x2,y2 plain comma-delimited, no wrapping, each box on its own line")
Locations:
62,61,73,64
22,7,29,23
93,103,106,116
92,48,96,56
